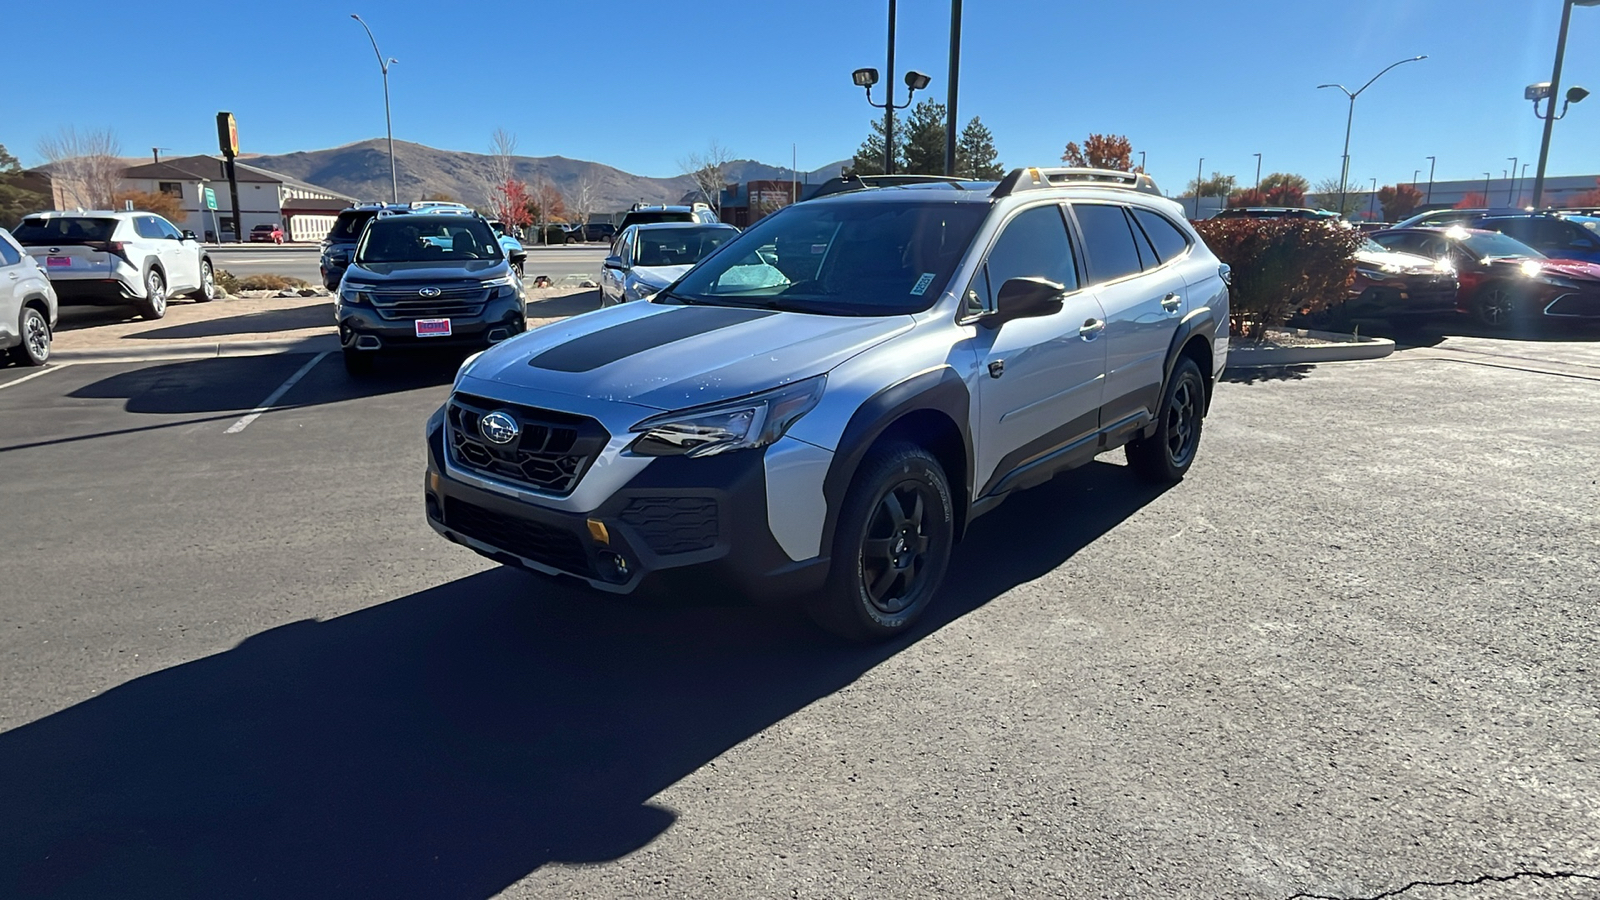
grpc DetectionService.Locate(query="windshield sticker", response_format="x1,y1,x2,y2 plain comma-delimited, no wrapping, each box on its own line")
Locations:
910,273,937,295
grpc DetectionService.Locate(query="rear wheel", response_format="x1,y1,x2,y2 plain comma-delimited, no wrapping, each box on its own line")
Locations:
1473,283,1519,328
192,259,216,301
136,268,168,320
1126,357,1206,484
10,306,50,366
808,443,954,642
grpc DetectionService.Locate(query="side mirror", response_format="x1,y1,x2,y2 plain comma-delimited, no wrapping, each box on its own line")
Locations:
989,276,1064,326
603,255,626,270
182,230,197,240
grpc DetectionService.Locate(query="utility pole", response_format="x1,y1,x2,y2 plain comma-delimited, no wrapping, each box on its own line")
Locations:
944,0,962,177
884,0,897,175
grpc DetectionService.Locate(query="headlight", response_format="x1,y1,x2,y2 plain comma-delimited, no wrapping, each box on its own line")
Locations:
628,375,826,458
482,273,520,299
1519,260,1543,278
1355,267,1392,281
340,282,377,305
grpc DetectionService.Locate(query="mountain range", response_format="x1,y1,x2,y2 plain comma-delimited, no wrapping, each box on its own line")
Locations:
243,139,850,212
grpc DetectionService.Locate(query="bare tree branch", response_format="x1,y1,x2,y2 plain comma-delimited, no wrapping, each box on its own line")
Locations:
36,126,122,209
678,140,734,218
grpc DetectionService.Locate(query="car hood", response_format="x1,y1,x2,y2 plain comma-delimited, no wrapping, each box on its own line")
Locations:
347,259,509,281
458,301,915,411
1355,247,1439,272
631,264,694,288
1533,258,1600,282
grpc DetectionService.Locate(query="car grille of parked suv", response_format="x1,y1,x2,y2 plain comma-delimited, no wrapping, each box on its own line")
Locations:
368,284,489,321
446,394,609,496
443,496,593,577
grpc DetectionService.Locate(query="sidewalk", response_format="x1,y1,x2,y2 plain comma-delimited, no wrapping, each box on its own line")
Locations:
50,288,602,363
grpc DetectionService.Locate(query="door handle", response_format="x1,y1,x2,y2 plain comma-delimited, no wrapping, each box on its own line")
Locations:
1161,293,1182,312
1079,318,1104,340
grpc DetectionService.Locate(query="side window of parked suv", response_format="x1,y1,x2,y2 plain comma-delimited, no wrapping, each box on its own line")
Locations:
134,216,164,240
1074,204,1145,284
965,205,1078,316
1130,208,1192,264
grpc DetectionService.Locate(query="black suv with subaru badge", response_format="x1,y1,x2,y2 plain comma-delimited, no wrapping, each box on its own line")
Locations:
336,211,526,373
426,168,1230,640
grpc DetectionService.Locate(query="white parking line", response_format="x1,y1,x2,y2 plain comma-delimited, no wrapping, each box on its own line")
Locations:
223,352,330,434
0,363,72,391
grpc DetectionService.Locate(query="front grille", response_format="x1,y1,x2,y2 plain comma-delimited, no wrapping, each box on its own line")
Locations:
444,497,593,577
446,393,609,497
369,285,489,321
620,497,719,554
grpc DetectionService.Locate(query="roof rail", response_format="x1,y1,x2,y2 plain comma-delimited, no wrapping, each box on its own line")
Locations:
992,167,1162,198
806,173,977,200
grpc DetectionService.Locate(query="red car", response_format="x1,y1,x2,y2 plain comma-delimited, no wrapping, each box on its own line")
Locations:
249,223,286,244
1370,226,1600,328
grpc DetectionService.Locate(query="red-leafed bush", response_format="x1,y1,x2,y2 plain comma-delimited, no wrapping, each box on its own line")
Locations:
1377,184,1423,221
1567,178,1600,207
1454,192,1488,210
1191,218,1365,340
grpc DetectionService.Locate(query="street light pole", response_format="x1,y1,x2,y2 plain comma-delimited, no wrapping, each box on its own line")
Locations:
944,0,962,177
1253,153,1262,190
1195,157,1204,218
1138,150,1146,172
351,14,398,204
885,0,897,175
1507,156,1519,204
1521,162,1530,206
1369,177,1378,219
1483,172,1493,204
1426,155,1437,204
1531,0,1600,207
1318,55,1428,217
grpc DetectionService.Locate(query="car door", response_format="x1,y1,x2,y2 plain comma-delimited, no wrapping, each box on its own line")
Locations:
969,203,1107,496
1071,202,1175,424
156,217,200,290
132,216,168,279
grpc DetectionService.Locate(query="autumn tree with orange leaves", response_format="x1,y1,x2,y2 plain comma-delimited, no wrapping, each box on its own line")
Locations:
1060,134,1140,171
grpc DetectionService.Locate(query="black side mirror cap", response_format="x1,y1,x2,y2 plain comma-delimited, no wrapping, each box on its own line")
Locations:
182,230,198,240
988,276,1065,327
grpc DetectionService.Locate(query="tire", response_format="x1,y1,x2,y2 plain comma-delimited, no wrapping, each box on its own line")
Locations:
192,259,216,302
10,306,50,366
807,443,954,642
136,267,168,320
1126,357,1206,484
1473,283,1519,329
343,347,375,375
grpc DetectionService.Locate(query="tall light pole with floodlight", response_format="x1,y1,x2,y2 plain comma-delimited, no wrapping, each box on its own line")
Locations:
1530,0,1600,207
351,13,399,204
851,1,930,175
1253,153,1262,190
1318,54,1428,217
1425,156,1437,204
1507,157,1519,204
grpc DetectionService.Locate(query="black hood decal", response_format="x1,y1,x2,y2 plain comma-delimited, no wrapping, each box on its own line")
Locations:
527,306,778,373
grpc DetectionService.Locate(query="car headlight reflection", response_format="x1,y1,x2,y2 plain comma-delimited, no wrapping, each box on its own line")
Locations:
628,375,826,458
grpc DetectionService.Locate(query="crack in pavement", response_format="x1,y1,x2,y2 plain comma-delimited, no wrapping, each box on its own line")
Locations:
1286,870,1600,900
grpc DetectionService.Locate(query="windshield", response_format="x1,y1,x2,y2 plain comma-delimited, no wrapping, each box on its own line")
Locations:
668,199,987,316
1459,231,1544,260
12,217,118,244
355,216,505,264
633,227,736,268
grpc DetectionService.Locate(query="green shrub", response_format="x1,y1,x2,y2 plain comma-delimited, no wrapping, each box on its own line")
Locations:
1191,218,1364,340
235,273,311,291
536,225,567,245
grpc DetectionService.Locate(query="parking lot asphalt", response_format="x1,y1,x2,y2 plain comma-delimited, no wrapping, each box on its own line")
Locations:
1,338,1598,898
208,245,609,287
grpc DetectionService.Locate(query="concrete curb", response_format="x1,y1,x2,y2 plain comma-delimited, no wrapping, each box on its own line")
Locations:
1225,328,1396,368
51,334,340,364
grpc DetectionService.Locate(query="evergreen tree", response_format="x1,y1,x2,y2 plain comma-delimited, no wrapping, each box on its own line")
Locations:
0,144,49,230
847,115,903,177
956,117,1004,179
900,99,948,176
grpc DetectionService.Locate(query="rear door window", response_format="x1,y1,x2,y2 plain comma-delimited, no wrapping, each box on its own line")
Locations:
156,219,184,240
1073,204,1145,283
1131,208,1192,264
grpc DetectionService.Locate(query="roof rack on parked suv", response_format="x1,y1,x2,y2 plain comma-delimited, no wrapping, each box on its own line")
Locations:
993,167,1161,198
806,174,977,200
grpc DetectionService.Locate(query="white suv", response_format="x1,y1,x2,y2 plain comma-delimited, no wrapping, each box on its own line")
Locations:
11,211,216,319
0,228,58,366
425,168,1229,639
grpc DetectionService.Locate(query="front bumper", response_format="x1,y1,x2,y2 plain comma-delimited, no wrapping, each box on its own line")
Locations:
423,407,828,603
338,296,527,352
1348,273,1460,316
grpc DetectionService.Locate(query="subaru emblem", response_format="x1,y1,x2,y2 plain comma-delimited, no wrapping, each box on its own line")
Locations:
419,287,442,298
479,410,520,445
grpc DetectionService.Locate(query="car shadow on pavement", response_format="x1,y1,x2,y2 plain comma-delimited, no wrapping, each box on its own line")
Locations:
1221,364,1316,384
66,353,457,416
525,289,603,321
54,300,214,333
128,302,333,340
0,460,1162,899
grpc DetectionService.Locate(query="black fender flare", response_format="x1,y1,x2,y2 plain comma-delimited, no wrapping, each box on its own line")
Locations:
819,366,973,551
1161,306,1220,413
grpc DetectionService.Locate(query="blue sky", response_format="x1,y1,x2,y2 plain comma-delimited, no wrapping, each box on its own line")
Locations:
6,0,1599,194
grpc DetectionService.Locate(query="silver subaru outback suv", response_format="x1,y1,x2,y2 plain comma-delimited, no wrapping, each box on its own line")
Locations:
425,167,1229,640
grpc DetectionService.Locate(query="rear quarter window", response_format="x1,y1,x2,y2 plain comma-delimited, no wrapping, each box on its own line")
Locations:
1131,208,1192,263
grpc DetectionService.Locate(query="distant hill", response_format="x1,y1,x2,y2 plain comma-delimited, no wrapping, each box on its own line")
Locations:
242,140,848,213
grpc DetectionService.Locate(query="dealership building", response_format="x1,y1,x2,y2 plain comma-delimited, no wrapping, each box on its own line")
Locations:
118,155,354,242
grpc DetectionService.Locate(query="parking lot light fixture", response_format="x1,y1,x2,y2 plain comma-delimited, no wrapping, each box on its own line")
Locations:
1318,55,1428,217
852,68,879,88
1531,0,1600,207
850,0,930,176
351,13,398,205
1426,155,1437,204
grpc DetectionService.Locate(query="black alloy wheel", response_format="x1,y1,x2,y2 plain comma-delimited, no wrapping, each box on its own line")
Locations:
1127,357,1206,484
1474,284,1518,328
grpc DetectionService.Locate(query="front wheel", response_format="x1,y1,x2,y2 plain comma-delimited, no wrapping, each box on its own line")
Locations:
136,268,168,320
1473,284,1519,329
808,443,954,642
1126,357,1206,484
193,259,216,301
10,306,51,366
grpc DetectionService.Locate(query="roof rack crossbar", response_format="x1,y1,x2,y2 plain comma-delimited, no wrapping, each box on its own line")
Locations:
992,167,1162,198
